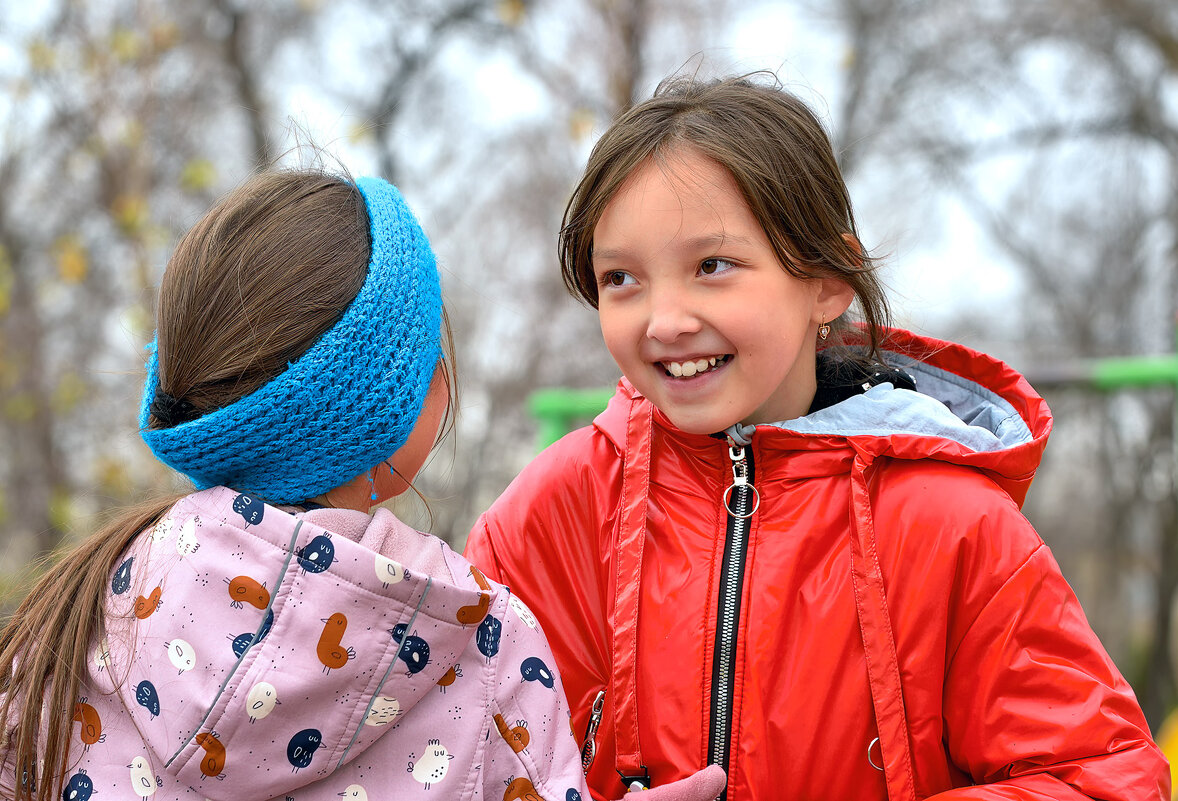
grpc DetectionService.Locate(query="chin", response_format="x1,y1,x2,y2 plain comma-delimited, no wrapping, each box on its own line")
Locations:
662,412,736,437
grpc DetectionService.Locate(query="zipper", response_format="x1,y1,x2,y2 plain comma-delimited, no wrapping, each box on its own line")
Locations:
581,689,606,774
708,439,759,796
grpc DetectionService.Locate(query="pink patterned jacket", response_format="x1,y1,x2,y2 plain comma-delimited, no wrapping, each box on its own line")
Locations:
21,487,587,801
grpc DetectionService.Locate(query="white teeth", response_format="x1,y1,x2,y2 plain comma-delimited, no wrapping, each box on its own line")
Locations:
662,356,726,377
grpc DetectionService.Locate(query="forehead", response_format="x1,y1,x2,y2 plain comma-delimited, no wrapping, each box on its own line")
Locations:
594,148,762,253
619,148,740,209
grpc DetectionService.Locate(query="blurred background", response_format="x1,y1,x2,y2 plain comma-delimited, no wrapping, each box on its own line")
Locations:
0,0,1176,744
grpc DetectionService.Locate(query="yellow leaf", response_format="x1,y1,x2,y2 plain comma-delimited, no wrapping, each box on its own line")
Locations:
48,486,73,532
150,22,180,52
0,351,17,391
347,123,374,146
112,194,149,235
3,393,36,423
180,159,217,192
0,245,11,316
110,28,143,63
568,108,596,142
27,39,55,72
95,456,133,497
54,235,88,284
122,118,144,148
52,372,87,414
497,0,527,25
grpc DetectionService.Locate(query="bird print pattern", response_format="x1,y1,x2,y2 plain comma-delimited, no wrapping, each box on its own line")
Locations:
72,699,105,748
47,487,589,801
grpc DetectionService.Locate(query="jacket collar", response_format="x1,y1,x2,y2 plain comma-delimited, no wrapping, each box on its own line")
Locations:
593,327,1052,508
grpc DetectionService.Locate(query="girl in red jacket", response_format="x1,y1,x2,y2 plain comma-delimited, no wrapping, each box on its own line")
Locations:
465,73,1170,800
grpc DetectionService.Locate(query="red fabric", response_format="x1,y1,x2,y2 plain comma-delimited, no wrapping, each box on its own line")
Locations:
465,329,1169,800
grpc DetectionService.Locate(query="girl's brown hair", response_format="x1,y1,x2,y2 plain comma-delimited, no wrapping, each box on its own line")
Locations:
559,72,891,361
0,169,455,800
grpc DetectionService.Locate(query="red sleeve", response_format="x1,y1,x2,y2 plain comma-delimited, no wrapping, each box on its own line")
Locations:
937,543,1169,798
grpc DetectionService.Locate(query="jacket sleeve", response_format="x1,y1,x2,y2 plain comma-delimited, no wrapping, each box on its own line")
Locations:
464,431,617,749
481,592,591,801
464,515,507,585
935,540,1169,799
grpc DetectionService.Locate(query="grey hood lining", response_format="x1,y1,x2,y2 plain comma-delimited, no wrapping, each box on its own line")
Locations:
724,353,1033,454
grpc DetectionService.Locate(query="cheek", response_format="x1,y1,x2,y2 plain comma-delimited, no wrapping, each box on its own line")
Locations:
598,307,637,360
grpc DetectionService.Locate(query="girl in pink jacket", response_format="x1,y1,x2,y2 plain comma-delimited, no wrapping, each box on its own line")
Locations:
0,170,722,801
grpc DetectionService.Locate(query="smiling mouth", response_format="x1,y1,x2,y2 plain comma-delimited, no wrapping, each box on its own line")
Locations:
659,355,731,377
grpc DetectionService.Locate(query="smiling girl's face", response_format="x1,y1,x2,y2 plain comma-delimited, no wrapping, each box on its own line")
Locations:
591,147,853,435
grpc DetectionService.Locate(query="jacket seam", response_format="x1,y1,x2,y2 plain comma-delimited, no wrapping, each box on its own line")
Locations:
165,519,304,769
334,578,433,769
945,541,1047,667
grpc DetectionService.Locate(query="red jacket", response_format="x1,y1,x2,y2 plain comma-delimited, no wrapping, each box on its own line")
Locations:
465,329,1169,800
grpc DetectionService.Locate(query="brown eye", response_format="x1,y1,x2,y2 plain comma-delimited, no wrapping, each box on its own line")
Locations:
699,258,735,276
601,271,634,287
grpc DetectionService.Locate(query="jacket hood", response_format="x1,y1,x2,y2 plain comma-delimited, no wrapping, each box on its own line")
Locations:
594,328,1052,507
100,487,490,800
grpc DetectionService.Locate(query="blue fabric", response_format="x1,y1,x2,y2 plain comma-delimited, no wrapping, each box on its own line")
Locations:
139,176,442,504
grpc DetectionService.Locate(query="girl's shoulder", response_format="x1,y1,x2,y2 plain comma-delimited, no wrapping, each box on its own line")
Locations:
869,457,1047,589
491,422,624,517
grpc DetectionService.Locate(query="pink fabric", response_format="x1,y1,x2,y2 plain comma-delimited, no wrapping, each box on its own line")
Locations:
16,487,600,800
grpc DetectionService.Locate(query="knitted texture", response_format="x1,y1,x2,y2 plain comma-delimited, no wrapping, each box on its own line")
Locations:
139,176,442,504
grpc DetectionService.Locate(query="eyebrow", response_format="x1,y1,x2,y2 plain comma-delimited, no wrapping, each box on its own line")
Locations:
593,232,755,263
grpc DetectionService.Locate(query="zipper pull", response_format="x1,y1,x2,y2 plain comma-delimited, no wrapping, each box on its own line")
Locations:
723,442,760,518
581,689,605,773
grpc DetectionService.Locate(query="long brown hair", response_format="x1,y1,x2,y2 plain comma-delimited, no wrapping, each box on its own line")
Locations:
0,169,456,800
559,72,892,361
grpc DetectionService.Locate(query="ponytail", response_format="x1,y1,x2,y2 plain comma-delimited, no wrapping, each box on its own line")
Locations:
0,494,182,801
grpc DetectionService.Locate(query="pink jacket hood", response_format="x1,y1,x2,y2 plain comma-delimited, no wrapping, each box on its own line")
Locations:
93,488,498,800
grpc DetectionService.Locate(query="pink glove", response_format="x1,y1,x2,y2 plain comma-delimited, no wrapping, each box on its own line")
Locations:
614,765,726,801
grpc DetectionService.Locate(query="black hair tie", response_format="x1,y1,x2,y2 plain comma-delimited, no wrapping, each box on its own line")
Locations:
149,389,198,426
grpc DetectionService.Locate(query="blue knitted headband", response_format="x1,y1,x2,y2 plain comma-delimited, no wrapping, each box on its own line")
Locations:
139,176,443,504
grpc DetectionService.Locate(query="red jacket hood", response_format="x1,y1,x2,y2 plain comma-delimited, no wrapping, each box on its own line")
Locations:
592,328,1052,508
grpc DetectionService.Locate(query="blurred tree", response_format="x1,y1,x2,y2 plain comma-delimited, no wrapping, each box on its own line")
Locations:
820,0,1178,727
0,0,739,574
6,0,1168,730
362,0,734,540
0,0,322,573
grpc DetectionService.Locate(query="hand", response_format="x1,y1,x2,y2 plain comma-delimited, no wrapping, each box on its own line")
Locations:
617,765,726,801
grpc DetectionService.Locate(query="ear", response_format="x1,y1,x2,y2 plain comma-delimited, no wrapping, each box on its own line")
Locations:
812,232,863,322
813,275,855,323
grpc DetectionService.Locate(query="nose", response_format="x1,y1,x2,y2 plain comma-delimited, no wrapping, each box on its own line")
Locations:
645,284,701,343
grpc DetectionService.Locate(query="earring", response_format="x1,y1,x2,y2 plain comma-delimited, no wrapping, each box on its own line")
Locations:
372,459,396,502
818,317,831,341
